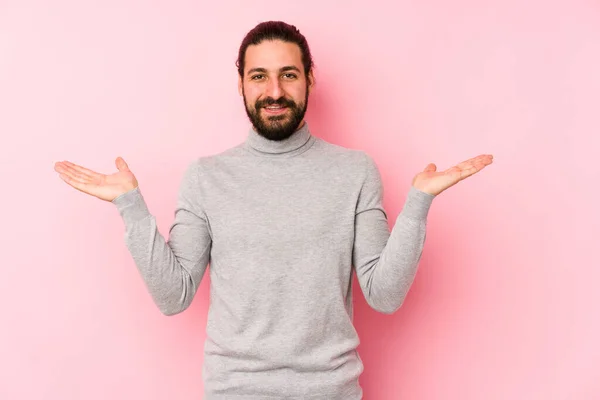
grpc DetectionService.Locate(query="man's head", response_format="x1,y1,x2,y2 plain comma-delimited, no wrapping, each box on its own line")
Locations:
236,21,315,141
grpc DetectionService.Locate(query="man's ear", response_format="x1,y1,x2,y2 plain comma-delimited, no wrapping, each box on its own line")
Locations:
238,75,243,96
307,70,315,93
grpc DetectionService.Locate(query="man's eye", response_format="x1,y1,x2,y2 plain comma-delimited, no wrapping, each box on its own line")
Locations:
251,75,264,80
283,73,297,79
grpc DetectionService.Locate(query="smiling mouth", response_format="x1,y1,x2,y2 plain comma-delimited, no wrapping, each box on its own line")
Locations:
263,105,288,115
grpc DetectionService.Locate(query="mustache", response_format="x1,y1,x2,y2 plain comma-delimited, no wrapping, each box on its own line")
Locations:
255,97,296,109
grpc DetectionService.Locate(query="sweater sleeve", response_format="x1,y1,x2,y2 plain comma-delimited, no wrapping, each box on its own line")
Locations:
352,153,434,314
111,161,212,316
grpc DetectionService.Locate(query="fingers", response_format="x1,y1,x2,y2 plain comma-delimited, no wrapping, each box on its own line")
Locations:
423,163,437,173
54,162,99,187
55,163,93,182
454,155,493,172
458,165,479,179
471,155,493,171
476,154,494,166
115,157,130,172
57,171,94,194
449,155,493,181
458,154,492,167
60,161,102,180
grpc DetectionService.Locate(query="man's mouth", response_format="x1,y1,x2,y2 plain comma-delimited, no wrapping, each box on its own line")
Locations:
263,105,288,114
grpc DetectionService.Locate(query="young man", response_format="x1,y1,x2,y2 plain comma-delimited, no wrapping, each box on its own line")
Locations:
54,21,492,400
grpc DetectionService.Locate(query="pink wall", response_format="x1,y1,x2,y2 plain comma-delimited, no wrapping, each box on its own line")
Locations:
1,0,598,399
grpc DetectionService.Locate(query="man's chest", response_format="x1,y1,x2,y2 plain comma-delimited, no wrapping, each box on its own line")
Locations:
200,167,360,255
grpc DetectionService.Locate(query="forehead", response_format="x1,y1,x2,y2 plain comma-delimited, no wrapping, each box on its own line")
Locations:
244,40,304,75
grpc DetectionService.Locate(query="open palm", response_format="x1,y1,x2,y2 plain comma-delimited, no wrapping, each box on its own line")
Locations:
412,154,493,196
54,157,138,202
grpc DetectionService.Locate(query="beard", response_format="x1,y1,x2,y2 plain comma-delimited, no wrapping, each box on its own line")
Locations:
243,87,308,141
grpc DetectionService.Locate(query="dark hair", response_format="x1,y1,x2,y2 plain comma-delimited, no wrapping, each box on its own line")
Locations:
236,21,314,78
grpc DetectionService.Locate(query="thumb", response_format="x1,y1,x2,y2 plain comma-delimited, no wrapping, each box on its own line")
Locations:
115,156,130,172
423,163,437,173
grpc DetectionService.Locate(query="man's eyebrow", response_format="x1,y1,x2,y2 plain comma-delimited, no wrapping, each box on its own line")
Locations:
247,66,301,75
280,66,301,73
247,67,268,75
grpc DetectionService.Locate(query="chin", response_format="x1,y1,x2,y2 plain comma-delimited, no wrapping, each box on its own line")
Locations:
262,113,289,124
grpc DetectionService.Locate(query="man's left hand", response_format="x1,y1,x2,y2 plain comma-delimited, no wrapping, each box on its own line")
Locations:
412,154,494,196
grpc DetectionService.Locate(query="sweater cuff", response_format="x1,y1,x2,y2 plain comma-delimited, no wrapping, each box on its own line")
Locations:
111,187,151,224
399,186,435,221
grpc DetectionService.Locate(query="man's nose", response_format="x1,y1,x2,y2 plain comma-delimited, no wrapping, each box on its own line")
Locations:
265,78,283,99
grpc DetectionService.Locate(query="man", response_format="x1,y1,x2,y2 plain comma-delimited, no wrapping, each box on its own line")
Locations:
54,21,492,400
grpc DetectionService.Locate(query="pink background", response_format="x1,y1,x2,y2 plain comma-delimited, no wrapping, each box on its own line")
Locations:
1,0,598,399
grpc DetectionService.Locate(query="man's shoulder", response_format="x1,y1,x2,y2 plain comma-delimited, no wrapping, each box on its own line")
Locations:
186,144,246,168
312,137,375,167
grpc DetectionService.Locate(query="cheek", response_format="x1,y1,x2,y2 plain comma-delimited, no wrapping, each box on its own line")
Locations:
244,87,262,105
286,85,307,102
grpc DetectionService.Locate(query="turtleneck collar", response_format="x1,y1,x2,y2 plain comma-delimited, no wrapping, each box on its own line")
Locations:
243,121,315,158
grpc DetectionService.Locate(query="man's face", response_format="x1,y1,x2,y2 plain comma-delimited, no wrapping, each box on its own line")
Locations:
239,39,313,141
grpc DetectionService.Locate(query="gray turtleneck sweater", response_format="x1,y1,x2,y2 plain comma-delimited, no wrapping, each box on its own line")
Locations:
111,122,434,399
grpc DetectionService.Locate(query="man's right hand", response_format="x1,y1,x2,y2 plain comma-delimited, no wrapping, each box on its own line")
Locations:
54,157,139,202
